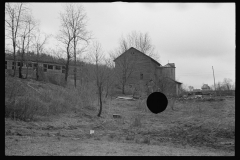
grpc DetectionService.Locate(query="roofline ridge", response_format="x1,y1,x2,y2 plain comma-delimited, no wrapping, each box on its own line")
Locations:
114,47,161,66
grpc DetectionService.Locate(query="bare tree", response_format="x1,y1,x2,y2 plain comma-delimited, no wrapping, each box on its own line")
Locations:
111,51,136,94
5,3,28,76
16,14,37,78
222,78,233,91
88,42,108,117
109,38,130,94
114,31,159,60
60,4,91,87
110,31,159,94
188,86,194,92
57,9,74,84
131,31,158,59
179,84,188,94
104,58,116,98
215,79,232,92
33,30,50,81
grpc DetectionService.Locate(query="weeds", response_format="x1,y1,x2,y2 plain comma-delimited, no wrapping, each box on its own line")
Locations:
5,94,42,121
45,73,65,87
5,75,96,121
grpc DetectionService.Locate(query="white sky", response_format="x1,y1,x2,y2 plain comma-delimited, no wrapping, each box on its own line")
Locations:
10,2,236,89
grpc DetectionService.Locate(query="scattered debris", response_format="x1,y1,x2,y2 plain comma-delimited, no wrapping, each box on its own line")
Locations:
113,114,121,119
177,96,226,102
194,95,203,99
90,130,94,135
220,141,234,145
116,96,136,101
225,96,234,98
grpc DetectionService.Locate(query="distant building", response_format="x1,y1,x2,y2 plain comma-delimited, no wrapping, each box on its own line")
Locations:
5,53,85,80
201,84,210,91
6,53,65,75
193,89,201,92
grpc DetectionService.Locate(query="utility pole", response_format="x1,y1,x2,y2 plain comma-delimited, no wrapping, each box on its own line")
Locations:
212,66,216,96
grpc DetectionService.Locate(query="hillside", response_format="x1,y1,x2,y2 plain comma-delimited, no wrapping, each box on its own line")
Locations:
5,76,235,156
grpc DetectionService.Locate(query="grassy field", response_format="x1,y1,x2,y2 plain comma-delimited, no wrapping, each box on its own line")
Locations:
5,76,235,156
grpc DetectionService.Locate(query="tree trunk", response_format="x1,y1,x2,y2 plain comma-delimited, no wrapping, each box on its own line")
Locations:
74,67,77,87
73,39,77,88
36,59,39,81
105,86,109,98
122,83,125,94
36,47,39,81
97,86,103,117
12,19,16,77
13,46,16,77
19,52,24,78
19,63,23,78
64,59,69,84
36,66,39,80
25,62,29,79
64,46,71,85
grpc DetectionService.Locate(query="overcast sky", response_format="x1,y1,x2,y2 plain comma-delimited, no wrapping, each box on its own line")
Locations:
15,2,236,89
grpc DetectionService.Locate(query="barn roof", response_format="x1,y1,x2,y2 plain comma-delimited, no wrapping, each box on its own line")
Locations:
113,47,161,66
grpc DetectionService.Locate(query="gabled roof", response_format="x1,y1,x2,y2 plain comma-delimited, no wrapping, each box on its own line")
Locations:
113,47,161,66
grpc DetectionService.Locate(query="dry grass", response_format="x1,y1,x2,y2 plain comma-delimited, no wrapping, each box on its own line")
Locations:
5,75,97,121
45,73,65,87
132,114,142,128
99,94,235,151
5,75,235,154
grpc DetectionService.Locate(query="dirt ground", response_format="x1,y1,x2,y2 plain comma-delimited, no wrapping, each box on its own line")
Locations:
5,136,233,156
5,97,235,156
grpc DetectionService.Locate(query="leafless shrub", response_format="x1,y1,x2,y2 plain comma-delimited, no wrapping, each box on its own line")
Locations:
5,76,28,120
5,74,98,121
45,73,65,87
78,82,96,111
5,76,26,99
47,99,66,115
5,95,42,121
